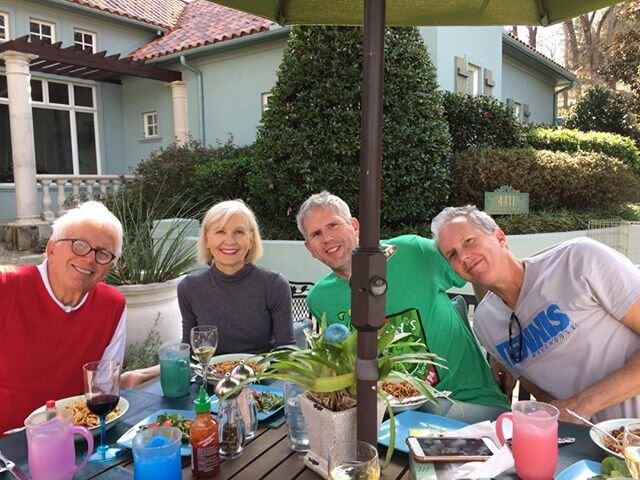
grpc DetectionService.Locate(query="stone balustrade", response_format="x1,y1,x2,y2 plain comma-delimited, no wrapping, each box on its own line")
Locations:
36,174,134,221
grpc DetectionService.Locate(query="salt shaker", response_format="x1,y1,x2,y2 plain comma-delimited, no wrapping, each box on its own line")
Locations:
214,373,245,459
230,360,259,439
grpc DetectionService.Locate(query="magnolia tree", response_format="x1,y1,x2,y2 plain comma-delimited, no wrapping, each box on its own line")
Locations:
249,26,452,238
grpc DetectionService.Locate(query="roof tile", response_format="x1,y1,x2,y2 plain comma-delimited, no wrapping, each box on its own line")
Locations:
65,0,187,29
132,0,273,60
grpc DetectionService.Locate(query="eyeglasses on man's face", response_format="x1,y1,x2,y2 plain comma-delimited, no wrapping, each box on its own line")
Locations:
57,238,116,265
508,312,523,363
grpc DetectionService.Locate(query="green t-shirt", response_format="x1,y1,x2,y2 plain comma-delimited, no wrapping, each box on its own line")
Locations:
307,235,509,409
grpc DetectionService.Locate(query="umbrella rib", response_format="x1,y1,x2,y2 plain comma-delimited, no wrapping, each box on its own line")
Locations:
276,0,288,25
536,0,549,23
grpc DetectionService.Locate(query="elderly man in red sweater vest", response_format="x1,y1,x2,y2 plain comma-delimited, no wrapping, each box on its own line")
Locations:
0,201,126,433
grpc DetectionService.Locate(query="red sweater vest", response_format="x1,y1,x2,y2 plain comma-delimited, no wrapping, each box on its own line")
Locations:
0,265,125,432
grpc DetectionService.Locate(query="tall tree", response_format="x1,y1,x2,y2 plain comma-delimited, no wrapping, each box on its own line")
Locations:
600,0,640,109
249,26,452,238
562,4,622,88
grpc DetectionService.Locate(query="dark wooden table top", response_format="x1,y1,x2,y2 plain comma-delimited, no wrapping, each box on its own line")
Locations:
0,381,605,479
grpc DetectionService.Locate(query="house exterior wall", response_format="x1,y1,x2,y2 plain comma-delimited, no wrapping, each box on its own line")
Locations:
421,26,503,97
501,56,557,124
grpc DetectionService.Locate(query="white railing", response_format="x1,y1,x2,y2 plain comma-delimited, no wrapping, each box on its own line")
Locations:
36,174,134,221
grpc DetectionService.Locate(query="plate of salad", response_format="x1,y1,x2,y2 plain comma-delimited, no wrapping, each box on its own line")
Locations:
210,384,284,421
116,410,194,456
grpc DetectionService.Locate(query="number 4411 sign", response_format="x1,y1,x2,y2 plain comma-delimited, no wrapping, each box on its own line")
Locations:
484,185,529,215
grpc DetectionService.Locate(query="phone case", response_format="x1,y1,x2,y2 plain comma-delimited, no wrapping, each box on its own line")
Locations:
406,437,495,463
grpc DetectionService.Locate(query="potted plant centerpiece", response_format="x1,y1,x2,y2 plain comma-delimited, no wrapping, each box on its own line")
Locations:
252,318,444,473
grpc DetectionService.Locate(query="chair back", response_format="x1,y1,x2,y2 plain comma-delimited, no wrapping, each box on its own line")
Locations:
290,281,314,322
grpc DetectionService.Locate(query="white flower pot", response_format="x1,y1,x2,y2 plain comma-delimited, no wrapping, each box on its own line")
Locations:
298,393,386,477
117,276,184,347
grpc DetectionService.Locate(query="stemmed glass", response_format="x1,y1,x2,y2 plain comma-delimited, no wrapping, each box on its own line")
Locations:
190,326,219,384
328,440,380,480
83,360,123,462
623,422,640,479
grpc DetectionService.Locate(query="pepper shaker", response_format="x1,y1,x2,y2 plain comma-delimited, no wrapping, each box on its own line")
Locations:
214,372,245,459
231,360,259,439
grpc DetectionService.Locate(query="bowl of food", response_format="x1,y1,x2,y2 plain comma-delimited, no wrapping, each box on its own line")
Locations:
193,353,265,384
381,380,429,413
30,394,129,436
589,418,639,459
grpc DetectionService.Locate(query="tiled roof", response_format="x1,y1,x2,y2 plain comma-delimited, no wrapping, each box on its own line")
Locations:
132,0,274,60
65,0,187,29
504,31,573,76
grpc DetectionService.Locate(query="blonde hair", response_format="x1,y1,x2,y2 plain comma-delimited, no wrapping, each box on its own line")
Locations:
198,200,263,265
49,201,123,258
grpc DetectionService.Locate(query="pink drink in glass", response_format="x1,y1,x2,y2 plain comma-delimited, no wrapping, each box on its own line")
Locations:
496,401,559,480
26,410,93,480
511,410,558,480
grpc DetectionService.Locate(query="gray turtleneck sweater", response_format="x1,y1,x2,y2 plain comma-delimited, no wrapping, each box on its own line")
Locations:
178,263,294,354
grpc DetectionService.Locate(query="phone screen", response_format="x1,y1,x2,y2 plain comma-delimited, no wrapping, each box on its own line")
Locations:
415,437,494,457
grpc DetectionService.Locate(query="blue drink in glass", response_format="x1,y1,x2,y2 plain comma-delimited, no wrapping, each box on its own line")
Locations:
133,427,182,480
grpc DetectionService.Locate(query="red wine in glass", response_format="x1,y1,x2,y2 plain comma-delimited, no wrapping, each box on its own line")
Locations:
86,394,119,417
83,360,124,463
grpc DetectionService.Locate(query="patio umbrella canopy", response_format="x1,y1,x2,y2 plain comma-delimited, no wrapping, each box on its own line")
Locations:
211,0,624,447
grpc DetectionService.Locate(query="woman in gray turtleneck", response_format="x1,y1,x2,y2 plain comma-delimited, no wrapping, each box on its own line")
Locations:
178,200,294,354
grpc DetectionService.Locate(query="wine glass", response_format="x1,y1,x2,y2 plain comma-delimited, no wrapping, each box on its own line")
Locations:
190,326,219,384
83,360,123,462
328,440,380,480
623,422,640,479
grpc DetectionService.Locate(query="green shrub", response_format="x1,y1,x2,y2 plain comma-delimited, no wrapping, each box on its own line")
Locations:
192,152,254,205
442,92,526,155
564,84,640,146
526,126,640,176
127,138,253,217
249,26,452,239
123,316,162,371
449,148,639,211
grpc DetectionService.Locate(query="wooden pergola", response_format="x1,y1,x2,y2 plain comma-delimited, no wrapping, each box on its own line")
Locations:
0,35,181,83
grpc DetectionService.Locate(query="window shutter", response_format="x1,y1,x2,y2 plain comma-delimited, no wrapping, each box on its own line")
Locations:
506,98,515,108
523,104,531,123
483,68,495,96
454,56,469,94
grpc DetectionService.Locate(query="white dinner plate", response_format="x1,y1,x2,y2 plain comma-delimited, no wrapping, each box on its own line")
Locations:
589,417,638,459
30,394,129,436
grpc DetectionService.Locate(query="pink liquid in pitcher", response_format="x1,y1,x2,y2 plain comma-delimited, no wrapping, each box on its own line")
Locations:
28,417,76,480
512,410,558,480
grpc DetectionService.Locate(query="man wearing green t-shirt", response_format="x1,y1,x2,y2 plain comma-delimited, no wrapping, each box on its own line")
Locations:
296,191,509,412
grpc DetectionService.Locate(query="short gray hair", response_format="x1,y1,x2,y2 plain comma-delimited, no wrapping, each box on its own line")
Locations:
198,199,263,266
431,205,499,246
50,201,123,258
296,191,352,239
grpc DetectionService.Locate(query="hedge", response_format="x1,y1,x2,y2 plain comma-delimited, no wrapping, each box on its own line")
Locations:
526,126,640,177
449,148,639,211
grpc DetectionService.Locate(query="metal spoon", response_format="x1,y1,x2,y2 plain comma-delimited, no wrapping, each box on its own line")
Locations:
565,408,621,445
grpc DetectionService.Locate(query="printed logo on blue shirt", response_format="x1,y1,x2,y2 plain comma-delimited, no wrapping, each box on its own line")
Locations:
496,304,575,368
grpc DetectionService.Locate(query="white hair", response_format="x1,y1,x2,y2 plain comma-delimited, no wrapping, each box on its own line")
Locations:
431,205,499,246
49,201,123,257
296,191,353,239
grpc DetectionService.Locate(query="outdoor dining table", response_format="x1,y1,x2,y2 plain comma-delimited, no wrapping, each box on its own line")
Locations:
0,379,606,479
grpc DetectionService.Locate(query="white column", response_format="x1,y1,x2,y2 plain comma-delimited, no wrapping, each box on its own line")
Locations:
0,50,39,223
168,80,188,145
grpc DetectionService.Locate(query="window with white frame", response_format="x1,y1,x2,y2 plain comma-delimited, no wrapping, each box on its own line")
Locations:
514,102,522,120
29,19,55,43
466,63,481,95
261,92,273,114
0,75,98,183
143,112,159,138
74,29,96,52
0,12,9,41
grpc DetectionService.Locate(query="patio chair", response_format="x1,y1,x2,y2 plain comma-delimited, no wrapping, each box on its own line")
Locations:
290,281,314,348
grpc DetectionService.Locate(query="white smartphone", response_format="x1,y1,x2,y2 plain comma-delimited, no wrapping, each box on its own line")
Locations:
406,436,499,462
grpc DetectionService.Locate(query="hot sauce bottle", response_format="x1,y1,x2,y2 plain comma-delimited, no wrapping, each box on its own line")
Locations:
191,386,220,477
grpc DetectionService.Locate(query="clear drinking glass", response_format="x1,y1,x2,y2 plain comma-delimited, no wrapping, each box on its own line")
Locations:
328,440,380,480
623,422,640,479
83,360,123,462
190,326,218,384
